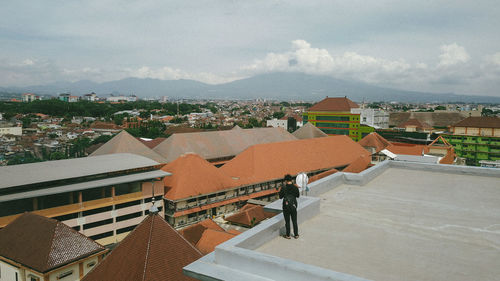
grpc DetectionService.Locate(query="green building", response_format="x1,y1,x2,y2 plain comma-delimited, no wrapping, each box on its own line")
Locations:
440,117,500,165
303,97,373,141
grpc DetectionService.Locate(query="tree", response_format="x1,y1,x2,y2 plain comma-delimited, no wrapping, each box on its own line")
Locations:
272,111,285,119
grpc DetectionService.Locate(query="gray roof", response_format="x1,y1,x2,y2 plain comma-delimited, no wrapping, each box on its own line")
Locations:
89,130,168,163
0,153,162,189
0,170,169,202
153,127,297,163
292,123,328,139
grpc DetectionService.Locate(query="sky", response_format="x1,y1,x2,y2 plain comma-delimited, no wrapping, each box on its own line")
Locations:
1,0,500,96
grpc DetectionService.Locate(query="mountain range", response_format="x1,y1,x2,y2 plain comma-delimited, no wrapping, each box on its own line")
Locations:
1,72,499,103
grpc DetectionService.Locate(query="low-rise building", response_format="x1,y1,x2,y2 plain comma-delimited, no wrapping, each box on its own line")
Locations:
303,97,364,141
0,153,169,246
0,213,108,281
441,116,500,165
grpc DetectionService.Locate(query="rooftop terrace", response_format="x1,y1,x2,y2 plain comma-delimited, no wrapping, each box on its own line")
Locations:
184,161,500,281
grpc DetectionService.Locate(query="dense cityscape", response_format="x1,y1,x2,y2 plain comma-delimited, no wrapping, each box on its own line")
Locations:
1,1,500,281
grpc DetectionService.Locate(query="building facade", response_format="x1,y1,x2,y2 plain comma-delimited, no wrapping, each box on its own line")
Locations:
0,153,169,246
440,117,500,165
351,108,389,129
303,97,364,141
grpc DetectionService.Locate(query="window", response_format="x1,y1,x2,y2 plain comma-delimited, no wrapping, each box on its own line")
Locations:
29,275,40,281
57,270,73,280
87,261,96,268
316,115,350,121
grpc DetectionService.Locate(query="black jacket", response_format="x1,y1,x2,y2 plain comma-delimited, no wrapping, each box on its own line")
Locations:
279,183,300,209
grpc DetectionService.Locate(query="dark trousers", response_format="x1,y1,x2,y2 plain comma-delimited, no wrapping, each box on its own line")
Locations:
284,207,298,236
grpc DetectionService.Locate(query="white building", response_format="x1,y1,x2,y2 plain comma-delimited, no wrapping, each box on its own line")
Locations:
82,93,97,102
107,95,138,102
351,108,389,129
0,125,22,136
266,118,287,130
22,93,40,102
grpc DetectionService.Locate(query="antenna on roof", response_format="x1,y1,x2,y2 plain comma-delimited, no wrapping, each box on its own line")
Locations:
149,179,159,214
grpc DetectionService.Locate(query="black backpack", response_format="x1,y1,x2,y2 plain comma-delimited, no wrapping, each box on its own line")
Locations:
283,194,296,211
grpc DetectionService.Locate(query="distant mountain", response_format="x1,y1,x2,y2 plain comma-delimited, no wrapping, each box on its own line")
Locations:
1,72,499,103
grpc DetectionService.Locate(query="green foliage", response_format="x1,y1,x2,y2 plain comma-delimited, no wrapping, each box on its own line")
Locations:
0,100,202,119
21,117,31,128
272,111,285,119
7,151,43,165
434,105,446,110
91,134,114,145
49,151,67,160
125,120,167,139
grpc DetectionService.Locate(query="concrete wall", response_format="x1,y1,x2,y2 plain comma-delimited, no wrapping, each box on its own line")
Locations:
0,261,20,281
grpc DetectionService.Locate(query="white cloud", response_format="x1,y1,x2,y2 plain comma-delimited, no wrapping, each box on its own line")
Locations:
129,66,234,84
491,52,500,65
438,43,470,67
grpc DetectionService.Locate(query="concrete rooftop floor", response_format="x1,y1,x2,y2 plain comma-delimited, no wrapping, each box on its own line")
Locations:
256,167,500,281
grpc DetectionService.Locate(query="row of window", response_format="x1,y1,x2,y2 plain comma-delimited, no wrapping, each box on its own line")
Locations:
320,129,350,135
316,122,350,128
315,115,350,121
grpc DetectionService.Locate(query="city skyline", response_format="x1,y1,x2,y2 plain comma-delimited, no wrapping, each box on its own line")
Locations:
1,1,499,96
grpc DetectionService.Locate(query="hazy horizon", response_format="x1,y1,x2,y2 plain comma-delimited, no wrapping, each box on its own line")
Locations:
1,1,499,97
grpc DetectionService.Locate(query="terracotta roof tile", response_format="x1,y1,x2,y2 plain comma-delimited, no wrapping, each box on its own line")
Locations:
220,136,371,185
178,219,225,246
90,130,167,163
439,148,456,164
161,154,237,201
342,155,371,173
195,229,237,255
358,132,391,153
226,229,242,235
0,213,106,273
224,204,276,227
82,214,201,281
452,116,500,128
308,168,339,184
308,97,359,112
387,143,429,156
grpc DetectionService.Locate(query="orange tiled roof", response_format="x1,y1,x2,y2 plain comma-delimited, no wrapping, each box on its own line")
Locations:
81,214,201,281
439,148,456,164
342,155,371,173
387,142,429,156
358,132,391,153
224,204,276,227
195,228,237,255
161,153,238,201
308,97,359,112
308,168,338,183
178,219,225,246
220,136,371,185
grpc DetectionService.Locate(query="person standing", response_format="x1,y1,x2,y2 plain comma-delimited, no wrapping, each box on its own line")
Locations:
279,174,300,239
